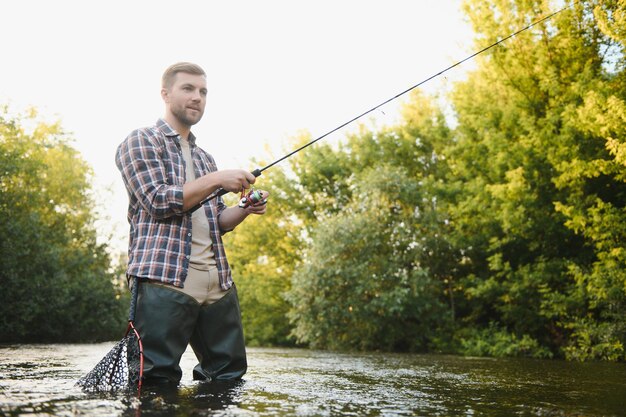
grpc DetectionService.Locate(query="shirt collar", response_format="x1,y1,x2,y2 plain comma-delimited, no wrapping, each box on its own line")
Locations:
156,118,197,145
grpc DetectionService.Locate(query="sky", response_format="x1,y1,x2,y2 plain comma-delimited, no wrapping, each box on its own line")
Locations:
1,0,474,252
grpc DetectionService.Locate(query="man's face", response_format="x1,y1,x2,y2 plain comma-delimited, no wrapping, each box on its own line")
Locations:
163,72,207,127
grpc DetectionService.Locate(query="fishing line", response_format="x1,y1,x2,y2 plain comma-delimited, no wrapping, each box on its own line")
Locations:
193,1,576,211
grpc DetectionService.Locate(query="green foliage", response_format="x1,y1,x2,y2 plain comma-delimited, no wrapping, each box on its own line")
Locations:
0,106,127,343
444,0,626,360
233,0,626,360
458,323,553,359
223,168,301,346
562,318,625,361
5,2,623,359
280,93,457,352
287,164,451,351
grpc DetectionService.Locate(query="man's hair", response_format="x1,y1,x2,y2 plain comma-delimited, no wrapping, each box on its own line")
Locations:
161,62,206,89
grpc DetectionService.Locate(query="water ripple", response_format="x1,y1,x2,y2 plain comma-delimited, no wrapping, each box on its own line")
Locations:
0,345,624,416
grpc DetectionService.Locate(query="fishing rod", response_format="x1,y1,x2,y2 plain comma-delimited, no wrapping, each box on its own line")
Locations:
192,1,575,212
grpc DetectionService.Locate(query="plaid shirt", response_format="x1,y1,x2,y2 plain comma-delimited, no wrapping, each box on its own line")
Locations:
115,118,233,289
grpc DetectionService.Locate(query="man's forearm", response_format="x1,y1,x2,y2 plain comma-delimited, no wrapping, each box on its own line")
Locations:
182,173,221,211
218,206,249,232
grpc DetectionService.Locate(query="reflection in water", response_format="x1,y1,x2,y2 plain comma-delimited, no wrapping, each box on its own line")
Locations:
123,380,244,417
0,344,625,416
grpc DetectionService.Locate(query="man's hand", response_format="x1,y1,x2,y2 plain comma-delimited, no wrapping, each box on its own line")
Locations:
215,169,257,192
218,190,270,232
183,169,257,211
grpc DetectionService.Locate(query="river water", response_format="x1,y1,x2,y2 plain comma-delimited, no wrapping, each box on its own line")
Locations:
0,343,625,416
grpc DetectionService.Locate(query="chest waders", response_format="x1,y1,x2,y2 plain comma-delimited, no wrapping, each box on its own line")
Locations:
134,280,247,385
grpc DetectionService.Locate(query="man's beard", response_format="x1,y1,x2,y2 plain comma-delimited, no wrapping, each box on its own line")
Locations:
172,105,203,127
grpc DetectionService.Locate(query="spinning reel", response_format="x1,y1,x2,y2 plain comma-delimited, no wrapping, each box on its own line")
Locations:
238,188,267,209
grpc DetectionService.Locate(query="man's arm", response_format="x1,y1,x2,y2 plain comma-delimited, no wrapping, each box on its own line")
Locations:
116,131,185,219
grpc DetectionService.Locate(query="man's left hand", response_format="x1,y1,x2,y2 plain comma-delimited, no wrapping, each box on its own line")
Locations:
242,190,269,215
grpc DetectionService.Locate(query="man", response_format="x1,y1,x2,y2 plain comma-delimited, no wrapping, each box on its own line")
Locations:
116,62,268,385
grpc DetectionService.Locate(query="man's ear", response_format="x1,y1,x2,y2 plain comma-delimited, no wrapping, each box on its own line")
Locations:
161,88,169,103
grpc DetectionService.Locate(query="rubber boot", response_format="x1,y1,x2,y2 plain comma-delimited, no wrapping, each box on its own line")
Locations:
189,285,247,381
134,281,200,385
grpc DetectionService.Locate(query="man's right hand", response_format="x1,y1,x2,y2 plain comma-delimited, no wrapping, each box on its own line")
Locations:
214,169,257,193
183,169,257,211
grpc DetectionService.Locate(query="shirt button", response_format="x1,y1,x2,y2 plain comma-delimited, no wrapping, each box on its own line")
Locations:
188,232,192,237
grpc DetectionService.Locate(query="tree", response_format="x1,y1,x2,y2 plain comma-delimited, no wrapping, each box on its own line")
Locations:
444,0,626,359
222,165,302,346
0,106,127,342
550,0,626,360
225,0,626,360
287,163,451,351
284,92,455,351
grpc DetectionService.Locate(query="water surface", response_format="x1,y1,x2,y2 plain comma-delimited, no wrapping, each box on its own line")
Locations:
0,344,624,416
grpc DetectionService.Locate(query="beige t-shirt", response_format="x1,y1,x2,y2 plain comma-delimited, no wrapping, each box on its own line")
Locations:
180,137,216,268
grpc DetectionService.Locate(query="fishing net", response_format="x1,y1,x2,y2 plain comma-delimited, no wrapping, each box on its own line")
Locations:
77,324,143,392
77,279,143,393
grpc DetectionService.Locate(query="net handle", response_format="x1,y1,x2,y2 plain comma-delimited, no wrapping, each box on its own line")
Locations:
128,277,139,323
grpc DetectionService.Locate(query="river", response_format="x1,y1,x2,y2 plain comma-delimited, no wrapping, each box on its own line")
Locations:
0,343,625,416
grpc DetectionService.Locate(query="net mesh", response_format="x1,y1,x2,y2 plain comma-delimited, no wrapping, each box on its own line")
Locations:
77,329,141,392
